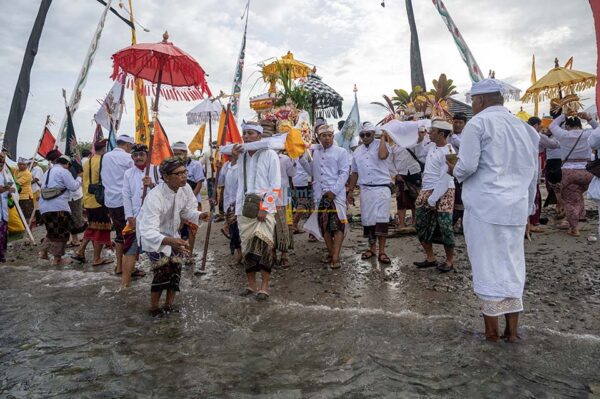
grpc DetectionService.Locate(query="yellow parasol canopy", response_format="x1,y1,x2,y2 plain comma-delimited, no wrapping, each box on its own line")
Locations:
262,51,311,80
521,58,596,103
515,107,531,122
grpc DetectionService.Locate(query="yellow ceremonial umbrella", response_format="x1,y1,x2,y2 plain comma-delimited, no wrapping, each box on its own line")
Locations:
262,51,312,93
521,58,596,103
515,107,531,122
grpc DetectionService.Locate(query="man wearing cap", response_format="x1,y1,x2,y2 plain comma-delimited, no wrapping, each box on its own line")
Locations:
449,112,467,231
72,139,113,266
231,121,281,300
412,119,456,273
15,158,34,222
39,154,82,266
172,141,205,260
309,124,351,269
347,122,393,264
137,157,210,314
101,135,135,275
448,79,539,343
121,144,160,287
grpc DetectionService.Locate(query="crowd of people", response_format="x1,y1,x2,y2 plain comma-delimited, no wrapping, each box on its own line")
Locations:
1,78,599,340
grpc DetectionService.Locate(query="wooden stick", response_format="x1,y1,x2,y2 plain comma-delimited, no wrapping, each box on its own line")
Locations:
197,104,230,274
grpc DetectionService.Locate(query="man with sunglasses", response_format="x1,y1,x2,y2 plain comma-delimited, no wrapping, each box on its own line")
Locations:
137,157,210,314
121,144,160,288
347,122,393,264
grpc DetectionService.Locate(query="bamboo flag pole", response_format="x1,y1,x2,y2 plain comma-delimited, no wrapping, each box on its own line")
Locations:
197,104,231,275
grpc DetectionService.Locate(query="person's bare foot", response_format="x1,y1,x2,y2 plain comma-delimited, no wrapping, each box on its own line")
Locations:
567,229,581,237
52,258,73,266
38,251,49,260
529,225,544,233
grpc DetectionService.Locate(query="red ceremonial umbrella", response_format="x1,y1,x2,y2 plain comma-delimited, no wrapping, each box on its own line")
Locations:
110,31,212,189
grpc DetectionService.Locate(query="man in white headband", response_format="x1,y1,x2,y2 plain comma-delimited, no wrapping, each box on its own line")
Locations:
347,122,393,264
447,78,539,343
308,123,351,269
101,134,135,275
230,121,281,301
14,157,34,223
412,119,456,273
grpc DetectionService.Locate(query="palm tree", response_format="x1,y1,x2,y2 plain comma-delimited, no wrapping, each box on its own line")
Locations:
406,0,426,91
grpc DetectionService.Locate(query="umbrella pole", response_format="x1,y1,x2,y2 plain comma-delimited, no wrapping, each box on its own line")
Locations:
142,67,164,200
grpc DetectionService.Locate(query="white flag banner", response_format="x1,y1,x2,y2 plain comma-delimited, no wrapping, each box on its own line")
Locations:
94,81,124,131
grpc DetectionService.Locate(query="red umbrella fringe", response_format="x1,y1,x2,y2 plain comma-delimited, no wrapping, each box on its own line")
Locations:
111,52,208,86
114,72,211,101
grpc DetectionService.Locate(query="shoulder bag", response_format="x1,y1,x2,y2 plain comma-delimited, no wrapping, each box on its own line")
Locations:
40,168,67,200
586,151,600,177
241,151,263,219
88,155,105,205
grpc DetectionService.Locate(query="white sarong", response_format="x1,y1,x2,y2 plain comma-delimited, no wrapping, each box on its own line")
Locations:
359,186,391,227
463,211,526,315
239,214,276,253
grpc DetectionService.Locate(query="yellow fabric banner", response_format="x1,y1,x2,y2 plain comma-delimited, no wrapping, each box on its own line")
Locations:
189,123,206,154
134,79,150,146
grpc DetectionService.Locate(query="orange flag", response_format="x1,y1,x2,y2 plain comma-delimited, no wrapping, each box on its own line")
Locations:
151,119,173,165
224,107,243,145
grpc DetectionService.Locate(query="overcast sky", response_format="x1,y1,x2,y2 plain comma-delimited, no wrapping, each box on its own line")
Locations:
0,0,596,156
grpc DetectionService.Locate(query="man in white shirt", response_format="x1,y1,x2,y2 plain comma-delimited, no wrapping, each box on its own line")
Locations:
30,160,44,224
121,144,160,288
308,124,351,269
101,134,135,275
231,122,281,301
172,141,205,259
0,152,17,262
137,157,209,315
390,144,421,229
290,153,312,234
448,79,539,343
275,151,296,268
347,123,393,264
412,120,456,273
449,112,467,231
221,159,242,263
201,144,217,214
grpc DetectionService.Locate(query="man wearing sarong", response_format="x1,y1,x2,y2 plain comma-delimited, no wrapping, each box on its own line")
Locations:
310,124,351,269
449,112,467,231
347,122,392,264
101,135,134,275
15,158,34,221
172,141,205,260
275,151,296,268
121,144,160,287
30,160,44,225
448,79,539,343
222,158,242,264
39,154,82,266
0,152,17,262
231,122,281,301
390,144,421,229
72,140,113,266
291,153,313,234
137,157,209,315
412,120,456,273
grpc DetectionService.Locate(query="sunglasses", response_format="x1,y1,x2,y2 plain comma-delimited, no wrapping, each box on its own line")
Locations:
359,132,373,138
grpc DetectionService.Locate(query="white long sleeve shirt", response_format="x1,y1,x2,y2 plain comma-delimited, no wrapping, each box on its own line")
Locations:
390,145,421,176
31,165,44,194
235,148,281,216
351,139,392,186
549,115,596,169
100,148,134,208
311,144,351,201
136,182,202,256
418,143,455,206
448,132,462,152
278,154,296,206
122,165,160,220
0,167,18,222
453,106,539,225
39,166,82,214
292,154,312,187
223,163,239,210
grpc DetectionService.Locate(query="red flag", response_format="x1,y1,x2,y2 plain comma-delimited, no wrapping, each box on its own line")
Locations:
150,118,173,165
37,127,55,157
224,106,243,145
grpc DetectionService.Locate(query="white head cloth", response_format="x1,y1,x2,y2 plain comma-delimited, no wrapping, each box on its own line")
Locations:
431,119,453,131
470,78,506,97
172,141,188,151
116,135,135,144
242,122,263,134
360,122,378,133
17,157,30,164
317,124,334,135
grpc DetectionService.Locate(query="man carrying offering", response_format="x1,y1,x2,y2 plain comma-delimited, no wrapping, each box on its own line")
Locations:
347,122,393,264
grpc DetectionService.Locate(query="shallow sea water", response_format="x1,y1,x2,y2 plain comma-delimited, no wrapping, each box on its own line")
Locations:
1,265,599,398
